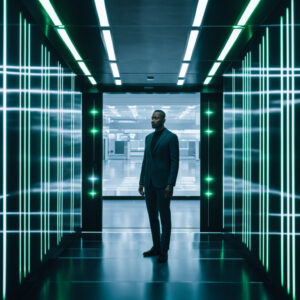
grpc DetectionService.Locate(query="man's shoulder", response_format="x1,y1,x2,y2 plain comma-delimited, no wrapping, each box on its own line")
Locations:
165,128,178,138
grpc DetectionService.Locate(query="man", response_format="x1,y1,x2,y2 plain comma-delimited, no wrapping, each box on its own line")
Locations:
139,110,179,263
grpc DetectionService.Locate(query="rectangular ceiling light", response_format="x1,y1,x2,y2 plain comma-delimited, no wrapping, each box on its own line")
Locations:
179,63,189,78
102,30,116,61
115,79,122,85
78,61,91,76
204,76,212,85
217,28,242,61
192,0,209,27
208,62,221,76
56,29,83,61
88,76,97,85
177,79,185,86
110,62,120,78
94,0,110,27
237,0,260,26
183,30,199,61
39,0,62,26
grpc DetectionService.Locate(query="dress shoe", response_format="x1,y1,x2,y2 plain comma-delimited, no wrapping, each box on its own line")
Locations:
143,247,161,257
157,252,168,263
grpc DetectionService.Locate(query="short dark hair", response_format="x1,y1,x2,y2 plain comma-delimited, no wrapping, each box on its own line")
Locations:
154,110,166,119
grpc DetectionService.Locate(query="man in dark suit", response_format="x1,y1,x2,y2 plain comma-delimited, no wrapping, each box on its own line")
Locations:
139,110,179,263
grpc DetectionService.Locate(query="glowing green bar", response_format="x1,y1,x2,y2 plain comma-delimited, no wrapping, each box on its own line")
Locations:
23,17,27,278
262,35,265,267
28,23,31,274
291,0,296,298
266,27,269,271
286,8,290,294
40,44,44,261
258,43,262,261
47,51,51,251
280,15,284,288
19,12,23,283
56,63,59,245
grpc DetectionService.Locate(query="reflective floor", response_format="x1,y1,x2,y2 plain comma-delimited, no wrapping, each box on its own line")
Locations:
25,232,274,300
103,200,200,229
103,159,200,196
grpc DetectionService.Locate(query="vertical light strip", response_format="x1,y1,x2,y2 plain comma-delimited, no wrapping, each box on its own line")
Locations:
47,51,51,251
56,62,60,245
27,23,31,274
266,27,269,272
286,8,290,294
258,43,262,261
290,0,295,298
262,35,265,267
249,52,252,251
242,58,245,244
40,44,44,261
19,12,23,283
232,68,236,234
280,16,284,287
2,0,7,296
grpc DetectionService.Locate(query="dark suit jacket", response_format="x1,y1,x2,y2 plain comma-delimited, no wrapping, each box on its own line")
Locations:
139,128,179,189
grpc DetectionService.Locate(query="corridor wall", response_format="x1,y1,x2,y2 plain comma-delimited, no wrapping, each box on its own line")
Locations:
0,0,82,298
223,0,299,299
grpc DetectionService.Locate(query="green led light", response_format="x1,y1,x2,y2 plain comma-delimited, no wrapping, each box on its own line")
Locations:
90,128,99,134
204,109,214,116
90,109,99,115
204,191,213,197
88,191,97,197
205,176,214,182
204,129,214,135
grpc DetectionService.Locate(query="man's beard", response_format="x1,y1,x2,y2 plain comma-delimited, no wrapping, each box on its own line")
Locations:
152,120,163,128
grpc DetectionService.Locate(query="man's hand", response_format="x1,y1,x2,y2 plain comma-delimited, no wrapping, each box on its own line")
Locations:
165,184,173,199
139,184,145,196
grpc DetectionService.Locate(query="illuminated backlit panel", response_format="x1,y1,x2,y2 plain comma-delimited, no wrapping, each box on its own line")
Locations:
0,2,82,298
223,0,298,299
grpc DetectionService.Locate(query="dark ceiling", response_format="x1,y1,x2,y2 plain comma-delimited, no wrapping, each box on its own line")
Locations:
22,0,284,92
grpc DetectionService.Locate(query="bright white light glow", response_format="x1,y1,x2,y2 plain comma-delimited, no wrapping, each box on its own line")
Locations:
183,30,199,61
115,79,122,85
192,0,209,26
57,29,82,61
237,0,261,26
39,0,62,26
204,77,212,85
179,63,189,78
110,62,120,78
89,175,99,182
94,0,110,27
208,62,221,76
88,76,97,85
103,30,116,61
177,79,185,85
217,28,242,61
77,61,91,76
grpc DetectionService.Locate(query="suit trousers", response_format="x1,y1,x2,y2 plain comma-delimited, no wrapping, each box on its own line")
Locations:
145,183,171,253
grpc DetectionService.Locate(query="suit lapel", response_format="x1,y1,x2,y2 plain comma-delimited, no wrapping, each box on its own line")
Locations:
153,128,168,154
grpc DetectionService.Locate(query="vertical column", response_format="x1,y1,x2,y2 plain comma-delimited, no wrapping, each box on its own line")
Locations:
201,92,223,231
82,92,103,231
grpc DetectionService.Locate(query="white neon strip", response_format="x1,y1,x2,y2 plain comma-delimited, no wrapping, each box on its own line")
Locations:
77,61,91,76
266,28,269,271
88,76,97,85
183,30,199,61
56,29,82,61
204,77,212,85
177,79,185,85
102,30,116,61
110,62,120,78
0,71,75,76
2,0,7,296
39,0,63,26
217,28,242,61
179,63,189,78
0,88,80,95
192,0,209,26
94,0,110,27
208,62,221,77
115,79,122,85
237,0,261,26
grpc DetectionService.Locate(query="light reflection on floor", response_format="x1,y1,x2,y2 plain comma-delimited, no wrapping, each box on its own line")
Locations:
103,159,200,196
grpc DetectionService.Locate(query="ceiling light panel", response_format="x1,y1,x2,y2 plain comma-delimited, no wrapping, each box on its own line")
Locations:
110,62,120,78
179,63,189,78
192,0,209,26
102,30,116,61
177,79,185,86
217,28,242,61
39,0,62,26
78,61,91,76
115,79,122,86
183,30,199,61
94,0,110,27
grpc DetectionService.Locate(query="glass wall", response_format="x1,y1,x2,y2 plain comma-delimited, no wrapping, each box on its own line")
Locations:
223,0,300,299
0,1,82,298
103,93,200,196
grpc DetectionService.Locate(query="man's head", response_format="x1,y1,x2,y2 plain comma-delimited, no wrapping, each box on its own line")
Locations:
151,110,166,130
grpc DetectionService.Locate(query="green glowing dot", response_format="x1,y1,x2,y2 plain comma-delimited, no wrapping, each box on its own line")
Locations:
90,128,99,134
90,109,99,115
204,191,213,197
205,109,214,116
204,129,214,135
205,176,214,182
88,191,97,197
